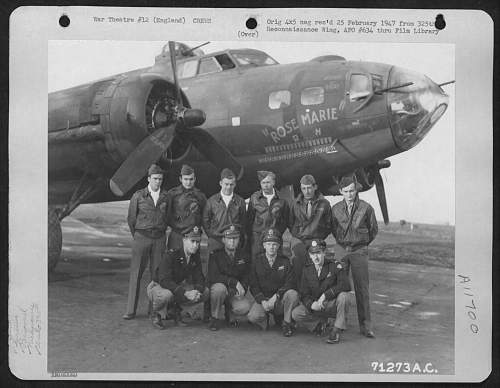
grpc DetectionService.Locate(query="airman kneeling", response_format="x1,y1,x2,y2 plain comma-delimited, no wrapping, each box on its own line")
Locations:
207,224,252,331
292,239,351,344
248,228,299,337
146,226,209,330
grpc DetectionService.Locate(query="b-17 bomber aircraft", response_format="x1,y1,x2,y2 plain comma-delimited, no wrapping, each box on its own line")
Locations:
48,41,452,271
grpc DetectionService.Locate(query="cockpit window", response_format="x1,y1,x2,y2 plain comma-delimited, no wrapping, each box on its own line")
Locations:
232,51,278,67
301,87,325,106
349,74,372,101
269,90,291,110
198,57,222,75
371,74,384,91
178,59,198,79
215,54,236,70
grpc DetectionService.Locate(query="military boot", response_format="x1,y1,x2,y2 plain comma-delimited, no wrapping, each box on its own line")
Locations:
326,327,340,344
173,305,188,327
282,321,294,337
151,312,165,330
202,300,211,323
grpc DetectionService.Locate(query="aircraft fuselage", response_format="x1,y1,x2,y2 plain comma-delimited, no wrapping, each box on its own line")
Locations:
48,48,448,205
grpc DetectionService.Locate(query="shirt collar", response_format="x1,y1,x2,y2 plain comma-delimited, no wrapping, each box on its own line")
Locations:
265,253,277,266
262,189,275,200
344,195,359,209
220,191,234,200
259,189,279,199
148,185,160,195
183,248,193,263
296,192,320,204
225,248,236,259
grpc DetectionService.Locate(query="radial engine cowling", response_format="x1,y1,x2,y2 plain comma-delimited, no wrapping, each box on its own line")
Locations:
354,160,391,192
327,160,391,194
48,73,190,177
354,168,376,192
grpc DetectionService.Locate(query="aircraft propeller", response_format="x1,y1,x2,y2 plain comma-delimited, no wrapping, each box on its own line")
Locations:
109,41,243,197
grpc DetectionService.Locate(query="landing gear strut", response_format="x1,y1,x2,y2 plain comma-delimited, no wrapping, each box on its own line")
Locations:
48,172,102,271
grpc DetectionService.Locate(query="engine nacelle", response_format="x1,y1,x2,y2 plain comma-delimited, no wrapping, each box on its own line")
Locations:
96,73,187,165
354,168,376,192
48,72,191,180
327,160,391,195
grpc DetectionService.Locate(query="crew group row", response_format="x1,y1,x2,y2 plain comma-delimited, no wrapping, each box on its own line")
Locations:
123,164,379,342
149,224,351,343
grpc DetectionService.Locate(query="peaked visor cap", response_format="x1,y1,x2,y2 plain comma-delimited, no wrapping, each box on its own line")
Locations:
223,224,240,239
308,239,327,253
261,228,282,244
183,225,202,241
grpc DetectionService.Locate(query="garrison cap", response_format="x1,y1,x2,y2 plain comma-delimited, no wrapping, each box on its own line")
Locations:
261,227,282,244
180,164,195,176
220,168,236,180
257,170,276,182
148,164,164,176
182,225,202,241
300,174,316,185
339,175,362,190
308,239,327,253
223,224,240,239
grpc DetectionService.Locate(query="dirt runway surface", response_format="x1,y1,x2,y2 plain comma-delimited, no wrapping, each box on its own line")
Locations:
48,203,454,375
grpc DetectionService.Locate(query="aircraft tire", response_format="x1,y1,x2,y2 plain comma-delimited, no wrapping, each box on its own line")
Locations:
48,208,62,271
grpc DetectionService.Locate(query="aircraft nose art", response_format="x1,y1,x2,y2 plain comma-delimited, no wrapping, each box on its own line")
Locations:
387,66,449,150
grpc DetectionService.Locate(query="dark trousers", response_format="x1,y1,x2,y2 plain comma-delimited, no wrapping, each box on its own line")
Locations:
125,233,166,315
339,247,371,332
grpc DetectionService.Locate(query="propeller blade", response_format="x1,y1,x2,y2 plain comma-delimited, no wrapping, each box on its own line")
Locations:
374,169,389,225
168,41,182,106
109,123,177,196
182,127,244,179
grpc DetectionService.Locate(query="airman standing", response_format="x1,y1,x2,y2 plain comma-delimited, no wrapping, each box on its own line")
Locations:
166,164,207,251
288,174,333,284
123,164,169,320
246,170,289,260
331,175,378,338
202,168,246,253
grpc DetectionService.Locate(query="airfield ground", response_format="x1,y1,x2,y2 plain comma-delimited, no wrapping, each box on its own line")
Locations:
48,202,455,375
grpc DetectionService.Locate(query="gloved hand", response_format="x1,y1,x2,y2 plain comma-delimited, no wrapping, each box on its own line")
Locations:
311,301,322,311
318,293,326,308
262,299,273,312
235,281,245,297
184,289,198,301
267,294,277,309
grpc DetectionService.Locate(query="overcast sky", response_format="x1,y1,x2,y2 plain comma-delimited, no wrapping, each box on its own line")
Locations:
49,40,455,225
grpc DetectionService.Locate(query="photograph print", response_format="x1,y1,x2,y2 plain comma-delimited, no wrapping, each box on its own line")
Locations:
47,39,455,375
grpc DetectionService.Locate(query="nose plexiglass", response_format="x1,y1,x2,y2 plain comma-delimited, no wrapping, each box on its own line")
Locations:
387,66,449,150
